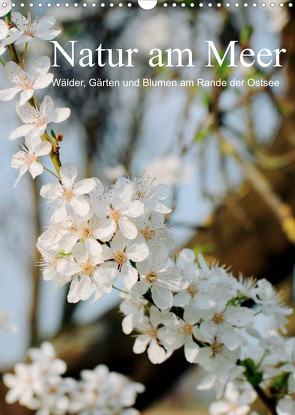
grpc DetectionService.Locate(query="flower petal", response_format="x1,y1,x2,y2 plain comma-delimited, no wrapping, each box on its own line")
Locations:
121,200,145,218
33,73,54,89
28,161,43,179
19,89,34,106
184,340,200,363
127,241,149,262
57,258,80,277
13,164,28,188
8,124,33,140
148,339,168,364
121,263,138,290
40,95,54,117
60,163,77,188
133,335,150,354
34,141,51,157
0,19,8,40
225,307,254,327
70,196,90,217
40,183,63,200
47,107,71,123
0,86,21,102
73,178,96,195
118,216,138,240
152,286,172,310
33,56,51,75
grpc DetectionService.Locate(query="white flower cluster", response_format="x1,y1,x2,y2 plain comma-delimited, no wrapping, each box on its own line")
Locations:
121,249,295,414
37,170,176,304
241,331,295,415
3,342,144,415
0,3,68,188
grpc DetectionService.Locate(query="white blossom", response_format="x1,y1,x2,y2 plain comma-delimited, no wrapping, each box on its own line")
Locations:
173,249,218,310
94,183,145,240
120,294,148,335
11,136,51,187
198,301,254,351
115,174,172,214
9,95,70,141
0,57,53,106
4,363,42,409
57,242,117,303
28,342,67,377
40,163,96,222
158,307,200,363
254,279,293,333
209,382,256,415
133,212,173,250
132,246,187,310
133,306,171,364
11,12,60,45
109,231,149,290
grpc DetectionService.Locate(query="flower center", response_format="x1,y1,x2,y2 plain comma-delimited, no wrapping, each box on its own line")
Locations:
49,386,57,394
63,188,74,202
25,375,34,385
81,226,92,239
23,23,35,37
109,209,121,223
86,402,95,410
33,114,46,128
148,327,158,338
113,251,127,265
186,283,198,297
81,262,95,276
230,403,239,411
182,323,193,336
212,312,225,325
145,271,158,283
19,75,33,90
136,189,146,199
141,227,155,241
211,341,223,356
25,153,36,166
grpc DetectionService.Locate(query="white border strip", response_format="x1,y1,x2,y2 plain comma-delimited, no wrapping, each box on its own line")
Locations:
2,1,294,8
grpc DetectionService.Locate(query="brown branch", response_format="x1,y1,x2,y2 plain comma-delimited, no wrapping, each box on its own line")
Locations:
253,385,277,415
29,177,42,347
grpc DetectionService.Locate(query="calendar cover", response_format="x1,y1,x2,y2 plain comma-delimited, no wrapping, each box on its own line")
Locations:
0,1,294,415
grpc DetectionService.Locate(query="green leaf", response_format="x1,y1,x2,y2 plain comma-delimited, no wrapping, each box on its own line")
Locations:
5,11,11,23
240,26,252,45
216,57,232,78
273,372,290,390
58,250,71,257
130,260,137,269
240,358,263,386
193,243,214,256
226,297,239,307
194,127,211,143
